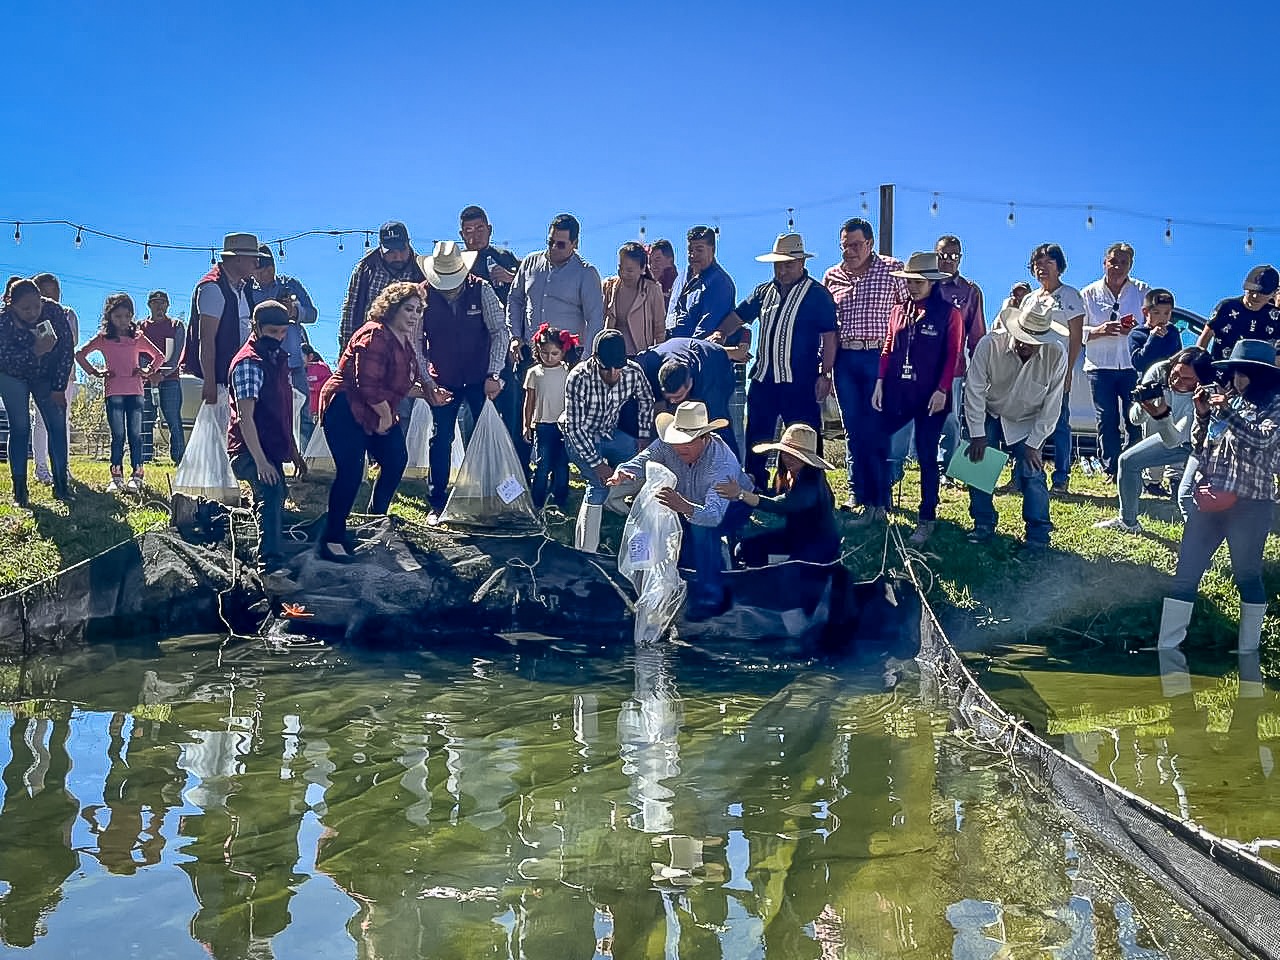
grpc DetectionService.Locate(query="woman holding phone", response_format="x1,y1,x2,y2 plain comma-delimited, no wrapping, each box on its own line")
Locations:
0,279,75,505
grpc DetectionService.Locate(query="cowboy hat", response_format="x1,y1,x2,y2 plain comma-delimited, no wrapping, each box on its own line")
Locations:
751,422,834,471
1212,338,1280,376
655,401,729,444
1000,299,1068,345
417,240,479,291
220,232,264,258
890,251,949,281
755,233,814,262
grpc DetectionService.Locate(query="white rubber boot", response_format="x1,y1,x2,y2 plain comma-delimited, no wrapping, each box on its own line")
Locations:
1157,598,1194,650
1158,649,1192,698
1236,602,1267,654
575,501,602,553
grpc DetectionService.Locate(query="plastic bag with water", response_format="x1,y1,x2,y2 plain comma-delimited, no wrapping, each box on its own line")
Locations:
403,400,466,481
440,400,540,532
618,461,686,644
302,415,336,474
172,388,240,505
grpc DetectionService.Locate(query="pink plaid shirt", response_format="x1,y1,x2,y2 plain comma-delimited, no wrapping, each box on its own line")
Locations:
822,254,908,342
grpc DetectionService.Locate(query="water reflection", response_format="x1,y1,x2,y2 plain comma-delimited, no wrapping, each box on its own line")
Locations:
0,636,1244,958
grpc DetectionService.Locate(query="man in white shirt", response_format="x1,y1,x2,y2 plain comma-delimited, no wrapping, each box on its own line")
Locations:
964,299,1068,550
1018,243,1085,494
1080,242,1148,480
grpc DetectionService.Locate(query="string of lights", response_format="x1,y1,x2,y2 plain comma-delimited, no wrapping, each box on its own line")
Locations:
3,185,1275,264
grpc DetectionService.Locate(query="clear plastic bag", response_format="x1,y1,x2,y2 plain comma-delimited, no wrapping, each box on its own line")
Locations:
403,399,432,479
172,388,241,505
440,400,540,531
302,416,336,474
618,461,686,644
291,388,307,450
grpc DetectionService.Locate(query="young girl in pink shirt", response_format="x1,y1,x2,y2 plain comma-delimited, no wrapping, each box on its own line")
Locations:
75,293,165,493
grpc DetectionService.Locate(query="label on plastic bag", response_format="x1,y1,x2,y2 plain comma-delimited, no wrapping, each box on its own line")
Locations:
627,531,653,568
496,475,524,504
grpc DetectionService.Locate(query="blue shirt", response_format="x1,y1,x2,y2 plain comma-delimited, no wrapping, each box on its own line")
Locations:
635,337,736,421
619,433,753,527
1128,324,1182,375
258,274,319,370
670,261,736,340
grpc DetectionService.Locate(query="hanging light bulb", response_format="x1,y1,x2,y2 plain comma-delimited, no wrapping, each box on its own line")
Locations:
74,226,84,248
210,248,217,265
1245,227,1255,254
786,207,795,232
142,243,150,266
1164,219,1173,245
277,240,286,259
639,215,646,242
13,222,21,245
859,192,869,215
714,217,721,237
337,234,345,252
1007,203,1016,228
363,231,371,250
930,192,940,217
1085,205,1095,231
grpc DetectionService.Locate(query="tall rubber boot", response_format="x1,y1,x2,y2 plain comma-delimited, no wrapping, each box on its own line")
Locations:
575,501,602,553
1157,597,1194,650
1158,649,1192,698
1236,602,1267,654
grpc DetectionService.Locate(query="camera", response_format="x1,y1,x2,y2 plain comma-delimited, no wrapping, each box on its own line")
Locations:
1131,380,1166,404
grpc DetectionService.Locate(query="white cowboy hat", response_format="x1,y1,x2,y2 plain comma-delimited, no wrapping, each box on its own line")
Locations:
751,422,834,471
655,401,729,444
1003,299,1066,345
755,233,814,262
220,232,264,258
890,251,949,281
417,240,479,291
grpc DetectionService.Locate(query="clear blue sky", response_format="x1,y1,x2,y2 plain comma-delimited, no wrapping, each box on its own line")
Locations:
2,0,1277,356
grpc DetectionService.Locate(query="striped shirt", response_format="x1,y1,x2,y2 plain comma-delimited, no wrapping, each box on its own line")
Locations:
559,358,654,466
822,254,908,341
734,275,837,385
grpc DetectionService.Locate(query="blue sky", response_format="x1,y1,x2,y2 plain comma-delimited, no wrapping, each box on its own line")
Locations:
2,0,1277,355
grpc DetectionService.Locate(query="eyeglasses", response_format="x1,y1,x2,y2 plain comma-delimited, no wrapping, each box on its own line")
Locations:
547,239,569,250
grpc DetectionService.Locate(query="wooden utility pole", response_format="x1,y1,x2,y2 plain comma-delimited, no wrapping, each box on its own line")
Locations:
878,183,895,257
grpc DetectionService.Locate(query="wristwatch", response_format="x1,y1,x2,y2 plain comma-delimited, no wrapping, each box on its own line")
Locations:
488,373,501,382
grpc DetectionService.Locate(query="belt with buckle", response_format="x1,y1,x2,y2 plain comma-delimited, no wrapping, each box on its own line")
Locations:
840,338,883,351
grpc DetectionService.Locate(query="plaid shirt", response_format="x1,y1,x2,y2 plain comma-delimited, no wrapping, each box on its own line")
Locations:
1192,392,1280,502
559,358,654,466
822,254,907,341
319,321,417,434
230,354,265,402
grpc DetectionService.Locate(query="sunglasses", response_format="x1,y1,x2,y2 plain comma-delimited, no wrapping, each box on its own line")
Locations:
1109,302,1120,323
547,239,569,250
937,252,962,261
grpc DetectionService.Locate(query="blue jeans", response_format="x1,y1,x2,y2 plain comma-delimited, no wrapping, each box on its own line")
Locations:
1117,435,1189,526
881,408,947,521
322,392,408,544
428,382,486,511
1177,455,1199,521
939,377,966,467
833,348,882,500
1051,395,1071,487
570,429,639,505
1170,497,1274,604
231,451,286,562
682,500,750,609
1087,367,1139,477
292,367,314,452
967,415,1052,543
531,422,569,508
144,379,186,463
106,394,145,471
0,371,68,492
887,420,914,488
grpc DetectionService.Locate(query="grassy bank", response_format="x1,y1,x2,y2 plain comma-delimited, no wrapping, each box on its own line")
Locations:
1,452,1276,673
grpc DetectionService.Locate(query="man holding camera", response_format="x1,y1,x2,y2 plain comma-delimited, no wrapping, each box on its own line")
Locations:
1094,343,1214,533
1080,243,1148,480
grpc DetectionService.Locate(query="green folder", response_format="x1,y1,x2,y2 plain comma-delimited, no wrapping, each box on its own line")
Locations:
945,441,1010,494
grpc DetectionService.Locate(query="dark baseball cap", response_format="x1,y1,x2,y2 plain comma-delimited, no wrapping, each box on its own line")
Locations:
253,300,295,328
594,329,627,369
256,242,274,266
379,221,410,251
1244,264,1279,295
147,290,168,303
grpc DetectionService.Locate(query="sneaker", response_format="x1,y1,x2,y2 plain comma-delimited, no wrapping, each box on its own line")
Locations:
966,527,994,544
125,475,143,494
425,511,442,527
106,476,123,493
1051,482,1069,495
1018,540,1049,557
34,467,53,485
1093,516,1143,534
908,521,935,545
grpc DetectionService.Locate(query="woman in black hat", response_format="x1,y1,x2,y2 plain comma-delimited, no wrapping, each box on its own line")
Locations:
1158,339,1280,655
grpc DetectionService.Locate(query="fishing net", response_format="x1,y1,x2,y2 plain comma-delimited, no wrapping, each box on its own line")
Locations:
440,400,540,533
618,462,685,645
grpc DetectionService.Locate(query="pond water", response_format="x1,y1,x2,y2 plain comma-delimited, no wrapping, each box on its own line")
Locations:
0,632,1242,959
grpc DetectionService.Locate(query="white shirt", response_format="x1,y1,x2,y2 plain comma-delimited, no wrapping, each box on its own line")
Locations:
196,278,253,344
965,330,1069,448
1080,276,1149,371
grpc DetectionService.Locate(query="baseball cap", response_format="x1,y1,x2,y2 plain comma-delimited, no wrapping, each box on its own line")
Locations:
256,242,274,267
1243,264,1279,295
594,329,627,369
147,290,168,303
379,221,410,251
253,300,294,328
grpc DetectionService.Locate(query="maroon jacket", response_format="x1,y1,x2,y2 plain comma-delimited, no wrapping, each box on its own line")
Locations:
227,336,294,464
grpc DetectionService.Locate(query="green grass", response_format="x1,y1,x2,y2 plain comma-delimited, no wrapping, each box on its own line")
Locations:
3,450,1277,675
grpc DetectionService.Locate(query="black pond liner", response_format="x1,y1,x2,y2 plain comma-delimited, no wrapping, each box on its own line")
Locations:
906,549,1280,959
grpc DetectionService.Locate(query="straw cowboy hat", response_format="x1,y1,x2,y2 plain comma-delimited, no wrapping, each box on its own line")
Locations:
755,233,815,262
890,252,949,281
1002,298,1068,345
220,233,264,258
656,401,729,444
752,422,834,471
417,240,479,291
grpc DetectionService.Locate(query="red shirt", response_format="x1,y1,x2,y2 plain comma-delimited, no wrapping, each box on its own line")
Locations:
319,320,416,434
305,359,333,417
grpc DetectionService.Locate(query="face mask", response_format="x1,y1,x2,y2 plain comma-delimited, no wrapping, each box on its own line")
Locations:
257,335,283,356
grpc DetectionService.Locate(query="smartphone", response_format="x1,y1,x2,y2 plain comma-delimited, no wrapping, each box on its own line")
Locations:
1120,314,1137,329
35,319,55,337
